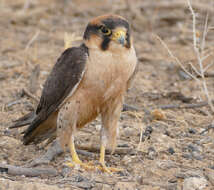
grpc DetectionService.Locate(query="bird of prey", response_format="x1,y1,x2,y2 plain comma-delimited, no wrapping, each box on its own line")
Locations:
11,14,137,173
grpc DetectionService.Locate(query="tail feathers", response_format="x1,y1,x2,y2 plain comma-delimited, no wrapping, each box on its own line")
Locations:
10,110,57,145
23,111,58,145
10,112,36,129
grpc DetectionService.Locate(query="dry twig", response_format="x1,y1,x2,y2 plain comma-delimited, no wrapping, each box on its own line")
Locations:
154,34,200,83
7,100,24,108
0,164,57,177
187,0,214,112
122,103,139,112
29,64,40,94
76,144,136,155
23,88,39,103
25,30,40,51
159,101,208,110
155,0,214,113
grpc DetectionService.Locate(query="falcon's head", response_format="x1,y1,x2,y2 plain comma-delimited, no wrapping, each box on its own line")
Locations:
83,14,131,51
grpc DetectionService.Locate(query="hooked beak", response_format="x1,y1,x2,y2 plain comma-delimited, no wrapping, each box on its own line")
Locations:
111,30,126,45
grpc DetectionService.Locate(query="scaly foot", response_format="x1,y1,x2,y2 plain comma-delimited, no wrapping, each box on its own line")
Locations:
97,162,123,173
66,160,95,171
98,145,123,173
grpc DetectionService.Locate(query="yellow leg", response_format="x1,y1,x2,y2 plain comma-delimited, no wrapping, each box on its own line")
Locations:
66,136,94,170
98,145,123,173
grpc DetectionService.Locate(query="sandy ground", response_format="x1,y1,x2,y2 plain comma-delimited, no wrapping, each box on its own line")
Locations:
1,0,214,189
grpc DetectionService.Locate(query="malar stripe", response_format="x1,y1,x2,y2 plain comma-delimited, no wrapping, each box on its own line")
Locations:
101,37,111,51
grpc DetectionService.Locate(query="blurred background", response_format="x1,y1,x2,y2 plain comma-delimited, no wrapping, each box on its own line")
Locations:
1,0,214,189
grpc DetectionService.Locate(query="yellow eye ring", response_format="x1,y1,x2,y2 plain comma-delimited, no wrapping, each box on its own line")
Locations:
100,25,112,36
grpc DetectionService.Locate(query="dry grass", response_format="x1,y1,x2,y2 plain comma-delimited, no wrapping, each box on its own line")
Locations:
155,0,214,114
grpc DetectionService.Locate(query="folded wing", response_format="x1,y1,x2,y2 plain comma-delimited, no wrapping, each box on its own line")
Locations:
22,44,88,145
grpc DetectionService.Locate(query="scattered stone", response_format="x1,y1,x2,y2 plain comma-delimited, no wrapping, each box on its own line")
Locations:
150,132,176,152
118,169,130,177
114,182,137,190
95,124,101,131
157,160,177,170
183,144,203,160
178,69,192,80
123,127,135,137
168,147,175,154
57,175,95,189
74,174,85,182
118,143,129,148
3,129,12,136
74,181,95,189
61,166,71,177
191,151,203,161
147,147,158,160
121,155,132,165
199,137,213,144
182,153,193,160
141,125,153,142
164,130,171,137
183,177,207,190
175,170,203,179
175,172,186,179
188,128,197,134
187,144,201,153
168,178,177,183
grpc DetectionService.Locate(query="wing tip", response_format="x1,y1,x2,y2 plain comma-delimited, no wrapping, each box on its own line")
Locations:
9,112,35,129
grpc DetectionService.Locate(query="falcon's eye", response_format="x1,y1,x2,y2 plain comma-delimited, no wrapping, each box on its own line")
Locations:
100,25,112,36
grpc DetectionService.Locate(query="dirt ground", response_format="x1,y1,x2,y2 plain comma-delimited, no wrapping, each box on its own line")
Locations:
1,0,214,189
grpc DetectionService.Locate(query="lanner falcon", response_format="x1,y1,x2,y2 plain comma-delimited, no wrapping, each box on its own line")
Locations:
11,14,137,172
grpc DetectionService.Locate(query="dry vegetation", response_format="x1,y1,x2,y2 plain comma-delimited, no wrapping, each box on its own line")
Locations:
1,0,214,189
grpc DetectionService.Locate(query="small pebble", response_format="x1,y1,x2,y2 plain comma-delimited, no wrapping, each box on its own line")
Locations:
164,130,171,136
182,153,193,160
118,143,129,148
124,127,134,137
147,147,158,160
95,124,101,131
183,177,207,190
61,166,71,177
178,70,192,80
168,178,177,183
187,144,201,152
74,175,84,182
3,129,11,136
168,147,175,155
141,126,153,142
188,128,197,134
122,155,132,165
191,151,203,161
